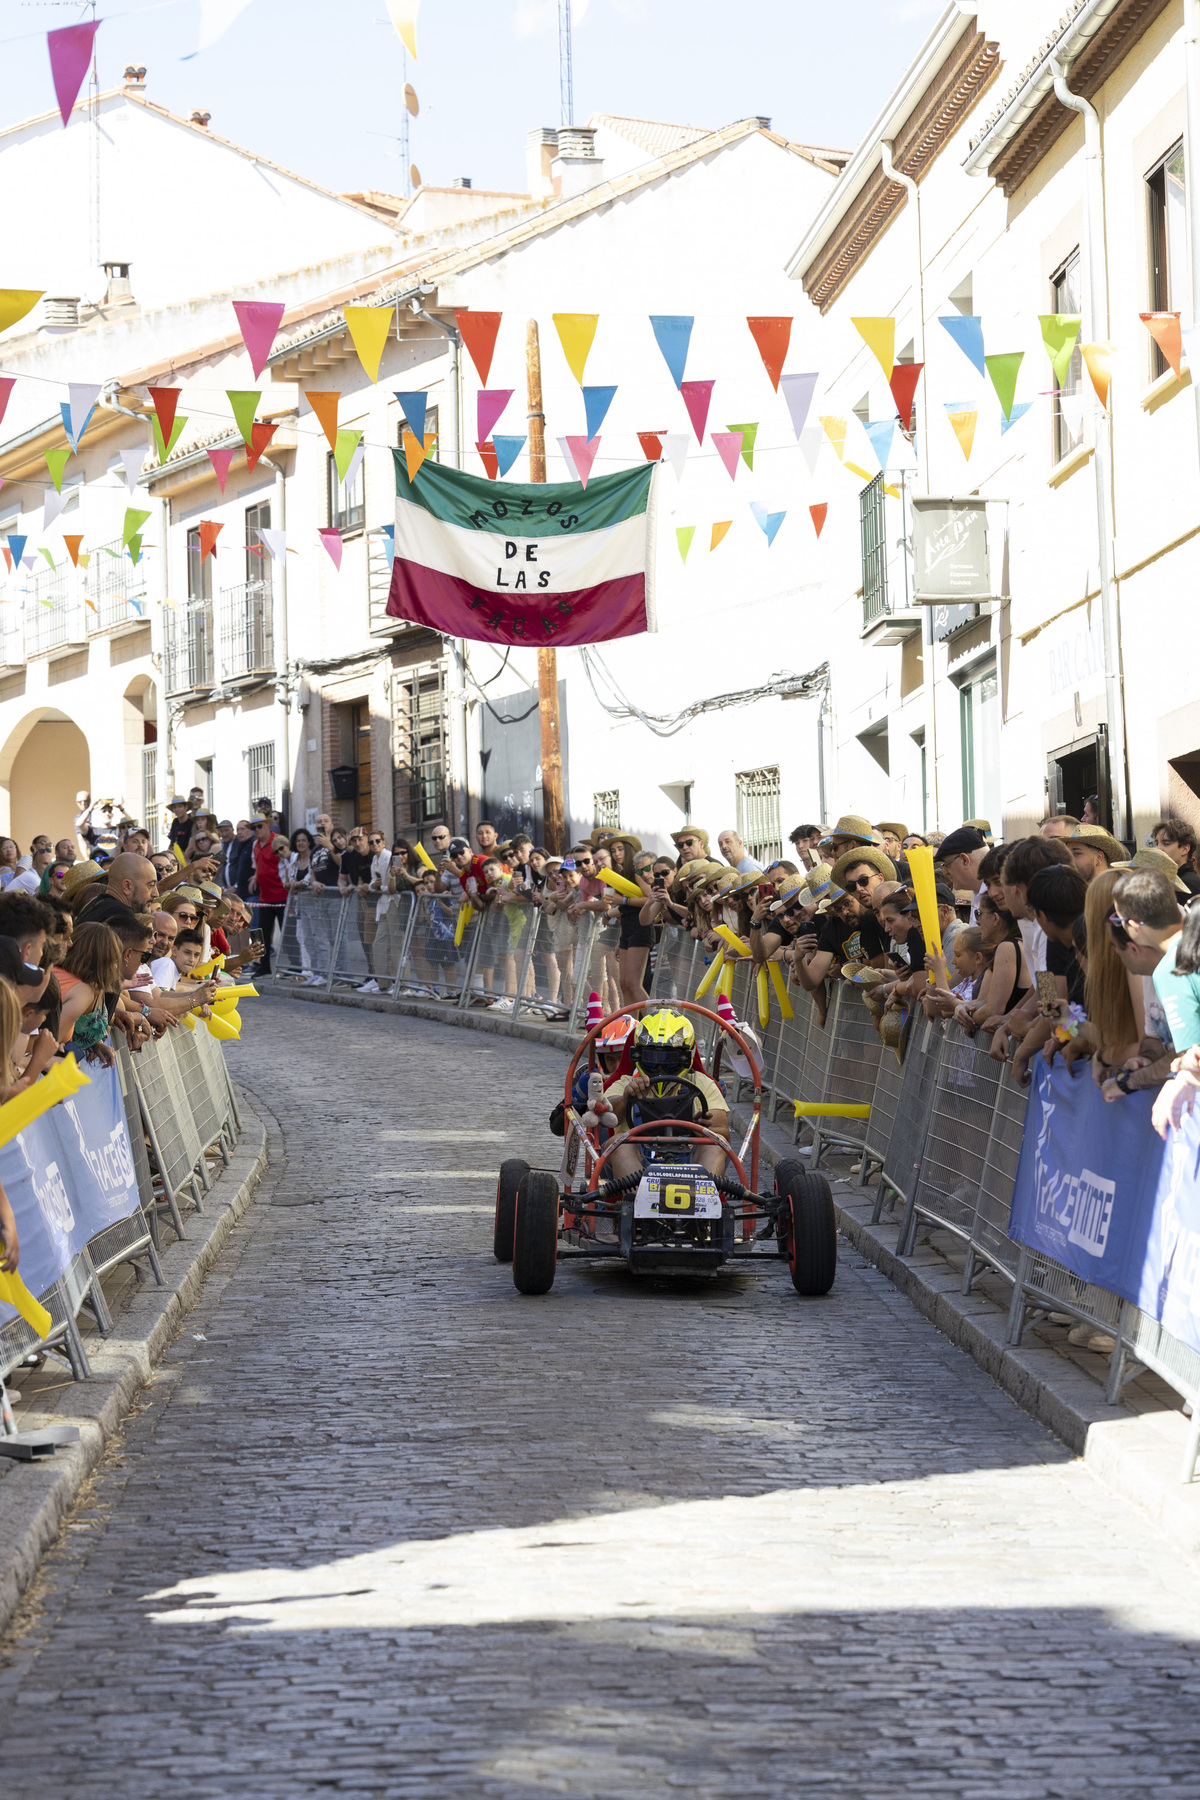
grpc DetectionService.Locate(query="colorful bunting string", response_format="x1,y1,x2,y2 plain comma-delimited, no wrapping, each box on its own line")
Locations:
477,388,513,444
649,316,692,390
984,352,1023,420
746,317,792,391
637,430,666,462
710,520,732,551
561,435,600,487
318,526,344,569
493,435,525,477
1139,311,1182,378
246,420,278,473
889,362,923,430
1040,314,1082,386
940,314,987,376
198,520,222,562
681,380,714,443
394,390,428,442
227,390,260,448
455,311,501,384
582,385,615,442
1081,341,1116,408
553,313,599,385
207,446,236,493
676,526,694,563
44,447,70,492
852,317,895,380
944,402,978,460
711,431,743,481
305,390,341,453
47,21,100,127
233,301,285,379
344,305,394,383
809,503,827,538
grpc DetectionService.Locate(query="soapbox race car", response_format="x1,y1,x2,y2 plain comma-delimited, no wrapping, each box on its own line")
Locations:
492,1000,837,1296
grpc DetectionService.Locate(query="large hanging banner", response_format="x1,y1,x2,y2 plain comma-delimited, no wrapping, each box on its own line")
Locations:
386,453,657,646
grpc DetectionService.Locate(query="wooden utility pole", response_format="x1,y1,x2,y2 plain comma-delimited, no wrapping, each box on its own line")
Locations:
526,318,566,854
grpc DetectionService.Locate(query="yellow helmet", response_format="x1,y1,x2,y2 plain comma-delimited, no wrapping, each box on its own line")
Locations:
633,1009,695,1076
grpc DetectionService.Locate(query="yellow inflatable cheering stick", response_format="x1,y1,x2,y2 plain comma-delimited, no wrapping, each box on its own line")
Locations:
712,923,750,959
906,844,949,989
756,965,770,1029
453,901,471,947
0,1055,90,1151
766,958,794,1020
0,1267,51,1338
694,947,725,1000
414,841,437,872
594,866,644,902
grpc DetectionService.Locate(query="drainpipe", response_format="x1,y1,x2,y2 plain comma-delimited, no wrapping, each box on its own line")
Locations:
1051,59,1128,843
259,451,290,825
881,137,939,827
1183,0,1200,467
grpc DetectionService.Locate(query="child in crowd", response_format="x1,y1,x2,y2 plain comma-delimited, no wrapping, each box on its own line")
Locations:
151,927,206,993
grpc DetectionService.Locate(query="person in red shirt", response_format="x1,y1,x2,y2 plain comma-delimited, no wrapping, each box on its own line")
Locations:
250,816,288,974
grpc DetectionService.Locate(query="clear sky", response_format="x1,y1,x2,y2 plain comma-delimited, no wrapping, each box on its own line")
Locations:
4,0,942,197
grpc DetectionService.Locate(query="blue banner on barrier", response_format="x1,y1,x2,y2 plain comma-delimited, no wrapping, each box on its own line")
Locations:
1139,1106,1200,1357
0,1064,139,1330
1008,1059,1165,1300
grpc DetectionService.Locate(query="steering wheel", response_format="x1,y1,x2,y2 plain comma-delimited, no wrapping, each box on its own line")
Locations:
629,1074,711,1132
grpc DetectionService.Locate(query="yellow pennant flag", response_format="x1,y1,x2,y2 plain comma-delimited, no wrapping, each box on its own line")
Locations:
710,520,732,551
946,406,978,460
552,313,599,384
1080,341,1116,409
386,0,420,57
851,316,895,380
819,415,847,461
344,305,395,383
402,427,428,481
0,289,44,335
0,1269,51,1338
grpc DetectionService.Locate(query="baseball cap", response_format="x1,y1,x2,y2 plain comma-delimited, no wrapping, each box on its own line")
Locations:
934,882,957,907
933,827,987,862
448,836,470,855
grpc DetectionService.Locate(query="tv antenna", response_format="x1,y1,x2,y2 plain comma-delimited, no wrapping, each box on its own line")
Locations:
558,0,573,127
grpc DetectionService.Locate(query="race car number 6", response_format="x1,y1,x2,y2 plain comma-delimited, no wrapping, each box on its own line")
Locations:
661,1181,695,1213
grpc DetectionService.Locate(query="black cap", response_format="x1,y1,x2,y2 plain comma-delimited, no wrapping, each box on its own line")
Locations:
448,836,470,855
934,882,957,907
933,827,987,862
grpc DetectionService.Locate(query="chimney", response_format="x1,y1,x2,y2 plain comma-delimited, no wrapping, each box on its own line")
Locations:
452,176,472,189
551,127,603,199
526,127,558,200
42,297,80,331
123,65,147,91
190,109,211,128
103,261,134,306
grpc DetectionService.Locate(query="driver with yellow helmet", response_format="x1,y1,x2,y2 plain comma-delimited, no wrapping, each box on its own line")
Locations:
605,1009,729,1181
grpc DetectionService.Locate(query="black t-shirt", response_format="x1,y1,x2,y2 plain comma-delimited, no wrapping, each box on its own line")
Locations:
340,849,372,886
310,845,341,887
74,893,142,931
1046,936,1086,1007
1179,867,1200,896
817,909,888,967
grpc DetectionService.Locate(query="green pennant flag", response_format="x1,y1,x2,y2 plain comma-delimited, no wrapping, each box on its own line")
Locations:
44,446,70,492
226,389,261,448
984,352,1024,420
122,507,151,547
38,546,56,571
1039,315,1082,387
334,427,362,482
153,412,187,463
726,421,759,471
676,525,695,563
128,535,144,566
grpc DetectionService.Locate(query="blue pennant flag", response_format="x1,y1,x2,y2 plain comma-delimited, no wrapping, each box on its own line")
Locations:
492,435,526,478
649,315,693,390
750,501,786,548
381,523,395,570
5,534,26,570
59,401,96,452
1000,401,1033,435
939,314,986,377
393,391,428,442
863,419,896,472
582,385,616,442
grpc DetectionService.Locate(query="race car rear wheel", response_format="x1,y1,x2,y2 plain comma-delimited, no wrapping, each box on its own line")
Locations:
494,1158,530,1263
513,1170,559,1295
775,1159,837,1296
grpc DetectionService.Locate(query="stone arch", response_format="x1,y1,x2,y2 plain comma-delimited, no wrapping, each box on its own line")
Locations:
0,708,90,849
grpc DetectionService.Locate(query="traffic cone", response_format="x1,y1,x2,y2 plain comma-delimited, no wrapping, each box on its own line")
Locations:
716,992,736,1024
586,992,603,1030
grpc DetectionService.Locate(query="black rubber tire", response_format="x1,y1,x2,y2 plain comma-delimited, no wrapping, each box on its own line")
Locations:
493,1158,530,1263
512,1170,559,1295
775,1158,837,1296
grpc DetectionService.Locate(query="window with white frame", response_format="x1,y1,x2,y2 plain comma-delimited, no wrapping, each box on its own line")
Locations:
327,449,365,534
1147,142,1187,379
735,766,781,864
1051,251,1084,464
247,741,275,814
592,790,620,829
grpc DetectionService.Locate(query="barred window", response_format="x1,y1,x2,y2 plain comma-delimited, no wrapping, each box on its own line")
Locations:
141,745,157,836
394,666,448,830
593,790,620,830
860,472,887,625
247,740,275,814
735,766,781,864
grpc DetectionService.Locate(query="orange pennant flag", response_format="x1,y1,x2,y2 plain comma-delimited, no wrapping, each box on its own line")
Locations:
709,520,732,551
1080,342,1116,409
304,390,340,453
402,427,428,481
809,503,827,538
246,420,278,473
63,534,84,567
344,305,394,382
746,316,792,390
1140,311,1182,377
198,520,223,562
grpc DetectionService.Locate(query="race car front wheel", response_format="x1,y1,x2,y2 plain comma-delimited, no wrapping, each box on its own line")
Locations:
513,1170,559,1295
494,1158,530,1263
775,1159,837,1296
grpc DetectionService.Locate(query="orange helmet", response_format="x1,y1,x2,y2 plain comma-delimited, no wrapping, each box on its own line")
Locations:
596,1015,635,1052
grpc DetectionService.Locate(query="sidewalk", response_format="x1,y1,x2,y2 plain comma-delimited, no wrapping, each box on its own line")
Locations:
0,1094,266,1637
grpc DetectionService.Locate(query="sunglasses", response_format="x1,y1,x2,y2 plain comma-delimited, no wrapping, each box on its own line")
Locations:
1107,909,1133,946
845,874,875,890
176,909,198,921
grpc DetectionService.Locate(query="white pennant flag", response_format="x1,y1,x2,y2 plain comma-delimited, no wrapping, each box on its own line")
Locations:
343,440,366,493
556,437,580,482
1059,393,1087,438
66,382,101,451
798,425,824,477
42,487,67,528
662,432,690,483
117,455,146,497
257,527,287,563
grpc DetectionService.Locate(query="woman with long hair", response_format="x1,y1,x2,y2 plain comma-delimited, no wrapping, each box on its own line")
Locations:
1084,867,1141,1071
57,920,122,1064
971,891,1030,1030
0,839,20,890
607,833,654,1005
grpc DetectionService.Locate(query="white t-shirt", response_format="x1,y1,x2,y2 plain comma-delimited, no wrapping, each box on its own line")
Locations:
6,869,40,894
150,956,180,991
1018,918,1048,976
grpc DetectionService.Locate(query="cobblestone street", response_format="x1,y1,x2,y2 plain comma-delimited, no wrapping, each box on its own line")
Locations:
3,997,1200,1797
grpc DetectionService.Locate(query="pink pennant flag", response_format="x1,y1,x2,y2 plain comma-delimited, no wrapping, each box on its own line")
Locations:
207,446,237,494
711,431,743,481
681,380,714,443
476,388,513,445
47,21,100,127
318,527,343,570
232,301,286,380
0,377,14,431
562,435,600,488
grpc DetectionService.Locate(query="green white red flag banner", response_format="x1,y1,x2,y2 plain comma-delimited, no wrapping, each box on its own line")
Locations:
386,452,657,646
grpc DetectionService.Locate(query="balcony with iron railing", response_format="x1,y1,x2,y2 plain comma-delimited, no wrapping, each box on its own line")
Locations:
218,579,273,680
859,472,921,646
166,581,275,697
86,536,148,632
164,598,215,695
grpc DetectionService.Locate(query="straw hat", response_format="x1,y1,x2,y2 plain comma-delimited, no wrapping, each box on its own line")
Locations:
1069,825,1125,866
1128,846,1191,897
607,832,643,856
772,874,810,910
829,846,897,886
802,861,836,901
873,821,909,843
670,826,710,850
819,813,875,847
963,818,994,841
62,859,103,896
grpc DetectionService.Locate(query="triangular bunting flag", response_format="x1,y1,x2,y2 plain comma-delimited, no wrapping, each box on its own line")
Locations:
681,379,714,443
148,385,181,454
152,412,187,464
1080,341,1116,408
1,549,10,573
1000,401,1033,436
945,403,978,460
889,362,923,430
726,421,758,470
334,428,363,483
984,352,1023,421
381,523,395,570
475,440,499,480
940,314,987,376
662,433,689,482
233,300,285,379
305,390,340,453
227,390,260,447
454,311,501,384
582,384,616,442
637,431,667,462
38,547,56,572
0,377,14,430
42,488,67,529
750,501,786,547
557,437,580,481
344,440,366,492
318,527,344,570
207,446,236,493
710,521,732,551
123,506,151,547
117,454,145,497
746,316,792,391
552,313,599,384
394,390,428,442
798,426,823,476
66,381,101,449
477,388,513,444
401,427,428,482
780,371,818,440
1059,393,1086,438
819,415,847,461
63,535,83,568
1039,314,1082,386
59,402,96,453
198,520,222,561
0,293,43,335
649,316,693,390
1139,311,1182,377
257,528,287,563
851,317,895,380
562,435,600,487
493,435,525,477
676,526,695,563
6,536,26,569
809,503,827,538
44,447,70,491
344,305,394,383
863,419,895,472
246,420,278,473
127,536,144,569
385,0,419,59
711,431,743,481
47,20,100,127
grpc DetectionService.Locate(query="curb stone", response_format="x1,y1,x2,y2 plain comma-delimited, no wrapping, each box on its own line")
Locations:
267,982,1200,1558
0,1090,267,1638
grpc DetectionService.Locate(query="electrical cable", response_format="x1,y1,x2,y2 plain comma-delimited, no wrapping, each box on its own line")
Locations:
578,644,829,738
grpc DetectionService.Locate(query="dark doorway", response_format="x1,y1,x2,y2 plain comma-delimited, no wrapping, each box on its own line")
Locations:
1047,727,1110,832
350,700,373,827
479,681,569,844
